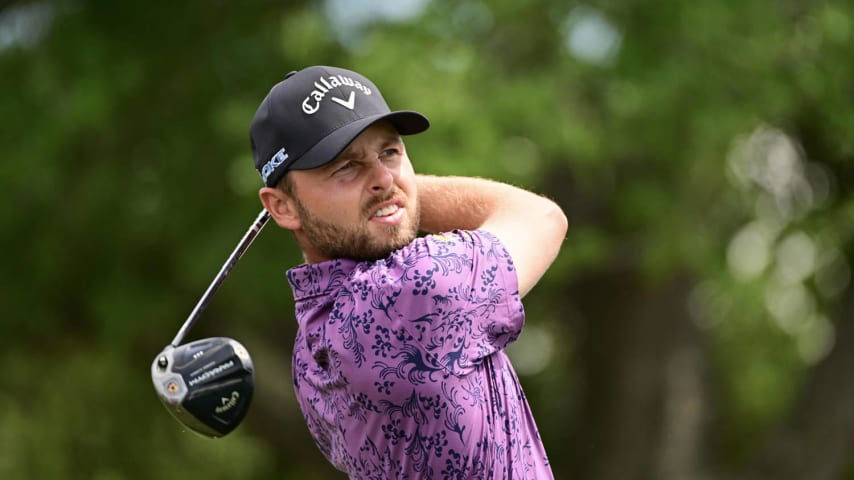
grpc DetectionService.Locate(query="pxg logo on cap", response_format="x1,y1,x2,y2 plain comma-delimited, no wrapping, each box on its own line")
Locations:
249,66,429,188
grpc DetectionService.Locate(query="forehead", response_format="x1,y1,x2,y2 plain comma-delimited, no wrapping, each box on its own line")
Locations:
288,121,404,186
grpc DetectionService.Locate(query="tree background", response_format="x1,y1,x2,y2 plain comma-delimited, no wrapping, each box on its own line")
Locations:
2,0,853,478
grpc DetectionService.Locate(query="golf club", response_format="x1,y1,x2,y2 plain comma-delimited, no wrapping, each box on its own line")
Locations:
151,209,269,437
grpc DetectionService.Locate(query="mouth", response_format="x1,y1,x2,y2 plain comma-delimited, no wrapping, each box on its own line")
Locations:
373,204,400,218
369,200,406,225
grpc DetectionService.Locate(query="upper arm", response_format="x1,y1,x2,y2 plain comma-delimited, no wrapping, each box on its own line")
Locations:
480,193,567,298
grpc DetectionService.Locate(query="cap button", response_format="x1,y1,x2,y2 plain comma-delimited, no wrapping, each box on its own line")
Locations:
285,70,298,79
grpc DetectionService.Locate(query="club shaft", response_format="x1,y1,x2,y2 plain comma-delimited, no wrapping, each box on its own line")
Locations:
170,209,271,347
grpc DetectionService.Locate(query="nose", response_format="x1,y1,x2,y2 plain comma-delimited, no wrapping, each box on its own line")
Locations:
368,158,394,194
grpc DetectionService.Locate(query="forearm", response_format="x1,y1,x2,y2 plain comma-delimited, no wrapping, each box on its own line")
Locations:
415,174,565,235
416,174,513,233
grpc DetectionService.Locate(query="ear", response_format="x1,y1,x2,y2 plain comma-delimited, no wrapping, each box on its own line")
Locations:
259,187,301,231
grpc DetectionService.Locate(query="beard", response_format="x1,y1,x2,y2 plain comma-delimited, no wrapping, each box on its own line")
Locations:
294,192,421,262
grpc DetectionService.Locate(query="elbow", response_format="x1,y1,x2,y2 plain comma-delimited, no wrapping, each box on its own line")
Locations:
543,200,568,262
557,205,569,238
546,199,568,241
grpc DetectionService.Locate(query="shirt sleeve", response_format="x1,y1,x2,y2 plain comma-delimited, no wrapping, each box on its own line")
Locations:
376,229,526,377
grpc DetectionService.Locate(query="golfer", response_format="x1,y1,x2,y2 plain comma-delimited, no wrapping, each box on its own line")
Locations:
250,65,567,479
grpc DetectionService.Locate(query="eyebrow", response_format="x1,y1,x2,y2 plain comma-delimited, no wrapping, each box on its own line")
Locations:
333,135,403,164
381,134,403,146
336,148,360,162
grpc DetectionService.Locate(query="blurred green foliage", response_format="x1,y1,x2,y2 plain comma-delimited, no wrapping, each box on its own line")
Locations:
1,0,853,478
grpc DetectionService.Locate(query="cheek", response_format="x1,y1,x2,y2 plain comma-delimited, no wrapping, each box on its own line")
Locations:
301,190,352,218
400,156,415,176
397,159,417,190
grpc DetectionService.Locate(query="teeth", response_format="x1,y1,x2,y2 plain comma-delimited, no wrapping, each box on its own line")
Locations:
374,205,399,217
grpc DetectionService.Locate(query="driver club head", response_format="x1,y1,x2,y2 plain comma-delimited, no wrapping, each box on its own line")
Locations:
151,337,254,438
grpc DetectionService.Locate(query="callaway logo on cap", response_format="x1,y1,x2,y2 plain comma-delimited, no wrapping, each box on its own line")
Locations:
249,65,430,187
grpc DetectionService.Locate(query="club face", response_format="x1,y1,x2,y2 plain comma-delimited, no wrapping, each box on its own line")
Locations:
151,337,254,438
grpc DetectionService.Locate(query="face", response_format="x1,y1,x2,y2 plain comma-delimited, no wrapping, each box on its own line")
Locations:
287,121,420,262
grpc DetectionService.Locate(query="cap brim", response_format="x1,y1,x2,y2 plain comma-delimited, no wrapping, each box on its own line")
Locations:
288,110,429,171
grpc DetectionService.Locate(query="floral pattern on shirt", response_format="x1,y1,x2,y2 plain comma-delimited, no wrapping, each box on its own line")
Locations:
287,230,552,479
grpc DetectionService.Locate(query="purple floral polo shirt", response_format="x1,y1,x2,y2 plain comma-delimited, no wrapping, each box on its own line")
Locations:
287,230,553,479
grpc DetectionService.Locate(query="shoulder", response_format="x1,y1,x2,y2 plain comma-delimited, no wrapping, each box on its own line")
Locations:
380,230,513,273
373,229,516,288
285,231,514,301
396,229,511,260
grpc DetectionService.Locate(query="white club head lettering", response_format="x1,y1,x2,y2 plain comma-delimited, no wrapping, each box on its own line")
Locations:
188,360,235,387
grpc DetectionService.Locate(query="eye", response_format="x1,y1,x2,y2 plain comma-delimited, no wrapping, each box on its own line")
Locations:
334,161,353,173
381,147,401,158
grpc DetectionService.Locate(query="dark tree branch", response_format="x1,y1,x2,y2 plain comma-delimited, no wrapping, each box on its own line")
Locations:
740,289,854,480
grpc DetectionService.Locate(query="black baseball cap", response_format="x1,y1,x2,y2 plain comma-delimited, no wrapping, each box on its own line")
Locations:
250,65,430,187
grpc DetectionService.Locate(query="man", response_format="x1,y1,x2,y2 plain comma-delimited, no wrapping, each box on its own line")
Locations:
250,65,567,479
